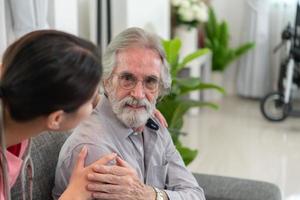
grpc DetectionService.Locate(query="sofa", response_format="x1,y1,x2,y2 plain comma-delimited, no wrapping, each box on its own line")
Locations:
11,132,282,200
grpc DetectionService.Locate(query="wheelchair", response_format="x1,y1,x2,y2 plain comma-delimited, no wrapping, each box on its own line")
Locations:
260,3,300,121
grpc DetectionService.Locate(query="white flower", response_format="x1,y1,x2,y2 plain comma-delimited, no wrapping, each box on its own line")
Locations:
191,4,200,13
195,4,208,22
178,0,191,9
173,0,208,24
171,0,184,7
178,6,195,22
196,10,208,22
199,1,208,9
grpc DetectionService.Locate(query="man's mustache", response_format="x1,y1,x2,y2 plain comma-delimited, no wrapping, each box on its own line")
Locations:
120,97,152,111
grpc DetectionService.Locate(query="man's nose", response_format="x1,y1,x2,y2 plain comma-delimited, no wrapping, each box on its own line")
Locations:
130,81,145,99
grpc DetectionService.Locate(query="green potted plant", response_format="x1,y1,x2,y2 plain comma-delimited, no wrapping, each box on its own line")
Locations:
204,7,255,72
203,7,254,100
157,38,224,165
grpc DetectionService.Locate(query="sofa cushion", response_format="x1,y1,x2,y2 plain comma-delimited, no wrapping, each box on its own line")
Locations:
194,173,282,200
10,132,282,200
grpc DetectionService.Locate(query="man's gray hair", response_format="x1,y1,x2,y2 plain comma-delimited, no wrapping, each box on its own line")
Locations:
102,27,172,96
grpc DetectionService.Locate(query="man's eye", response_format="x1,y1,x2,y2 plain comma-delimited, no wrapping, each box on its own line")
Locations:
145,77,158,84
121,74,134,81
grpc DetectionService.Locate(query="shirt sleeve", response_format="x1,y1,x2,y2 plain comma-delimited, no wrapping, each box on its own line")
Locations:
52,147,77,200
52,144,112,199
162,130,206,200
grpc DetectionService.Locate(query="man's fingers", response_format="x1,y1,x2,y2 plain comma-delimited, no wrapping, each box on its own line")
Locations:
92,191,122,200
88,183,125,194
92,164,131,176
93,153,117,166
87,173,123,185
74,146,88,170
116,156,131,168
116,157,138,177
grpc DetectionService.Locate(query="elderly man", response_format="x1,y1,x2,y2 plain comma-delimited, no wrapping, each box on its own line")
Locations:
53,27,205,200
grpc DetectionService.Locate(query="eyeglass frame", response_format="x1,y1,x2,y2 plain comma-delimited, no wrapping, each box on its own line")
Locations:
110,72,161,92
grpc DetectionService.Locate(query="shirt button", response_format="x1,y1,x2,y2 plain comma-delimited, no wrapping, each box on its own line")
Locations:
133,132,138,136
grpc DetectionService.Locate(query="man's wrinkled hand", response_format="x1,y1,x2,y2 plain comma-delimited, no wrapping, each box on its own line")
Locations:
86,157,156,200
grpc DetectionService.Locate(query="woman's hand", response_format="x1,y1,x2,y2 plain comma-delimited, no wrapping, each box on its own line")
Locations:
59,146,117,200
154,109,168,128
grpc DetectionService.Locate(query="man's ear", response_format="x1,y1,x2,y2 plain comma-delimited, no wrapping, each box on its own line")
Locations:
103,79,112,93
46,110,64,130
103,78,110,88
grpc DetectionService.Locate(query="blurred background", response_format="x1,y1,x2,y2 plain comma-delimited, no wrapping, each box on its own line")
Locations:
0,0,299,199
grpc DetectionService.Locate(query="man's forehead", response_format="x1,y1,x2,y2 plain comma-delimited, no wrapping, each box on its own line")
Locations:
114,49,161,77
115,65,160,75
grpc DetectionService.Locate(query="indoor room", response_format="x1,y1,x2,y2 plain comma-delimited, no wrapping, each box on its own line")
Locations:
0,0,299,200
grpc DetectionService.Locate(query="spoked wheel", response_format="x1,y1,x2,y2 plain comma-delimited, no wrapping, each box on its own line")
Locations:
260,92,289,122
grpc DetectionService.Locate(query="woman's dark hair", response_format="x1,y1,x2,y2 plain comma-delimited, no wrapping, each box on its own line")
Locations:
0,30,102,121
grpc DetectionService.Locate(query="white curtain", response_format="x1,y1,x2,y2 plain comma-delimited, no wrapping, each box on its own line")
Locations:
7,0,49,39
0,0,7,58
0,0,49,57
237,0,297,98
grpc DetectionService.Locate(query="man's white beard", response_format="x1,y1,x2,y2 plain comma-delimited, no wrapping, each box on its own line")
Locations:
109,93,156,128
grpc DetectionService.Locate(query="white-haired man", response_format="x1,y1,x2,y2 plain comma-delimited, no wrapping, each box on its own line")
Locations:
53,27,205,200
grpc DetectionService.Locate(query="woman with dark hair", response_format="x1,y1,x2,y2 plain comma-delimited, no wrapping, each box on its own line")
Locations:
0,30,113,200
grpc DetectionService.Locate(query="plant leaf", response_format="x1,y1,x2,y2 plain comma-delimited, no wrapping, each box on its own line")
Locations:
160,34,225,166
204,7,255,71
174,77,225,95
219,22,229,48
162,38,181,75
169,99,218,130
175,140,198,165
234,42,255,57
177,48,210,73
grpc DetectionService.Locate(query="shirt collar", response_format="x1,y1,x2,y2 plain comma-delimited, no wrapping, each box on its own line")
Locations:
5,140,29,187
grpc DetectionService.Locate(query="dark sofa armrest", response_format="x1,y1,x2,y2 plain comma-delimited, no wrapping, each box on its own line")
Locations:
193,173,281,200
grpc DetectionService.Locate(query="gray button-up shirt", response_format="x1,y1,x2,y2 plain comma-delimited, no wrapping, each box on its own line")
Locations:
53,96,205,200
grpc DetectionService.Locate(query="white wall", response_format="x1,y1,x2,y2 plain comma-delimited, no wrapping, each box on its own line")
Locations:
0,0,7,58
127,0,170,39
211,0,246,48
77,0,90,40
111,0,128,39
111,0,170,39
51,0,79,35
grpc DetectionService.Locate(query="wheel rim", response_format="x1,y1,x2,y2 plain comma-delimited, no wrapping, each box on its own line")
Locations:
263,94,285,120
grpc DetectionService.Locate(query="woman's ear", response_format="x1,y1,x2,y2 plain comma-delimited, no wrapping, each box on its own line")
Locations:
46,110,64,130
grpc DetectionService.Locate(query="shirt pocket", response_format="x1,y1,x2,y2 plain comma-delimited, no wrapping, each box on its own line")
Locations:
147,163,168,188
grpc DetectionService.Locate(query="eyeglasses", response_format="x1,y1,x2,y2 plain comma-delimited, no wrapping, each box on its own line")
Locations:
113,72,160,92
